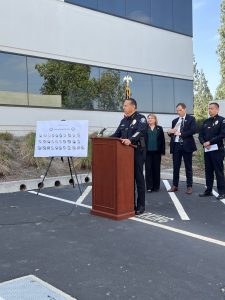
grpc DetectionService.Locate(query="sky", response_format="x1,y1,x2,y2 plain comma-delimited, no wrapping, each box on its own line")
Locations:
193,0,222,97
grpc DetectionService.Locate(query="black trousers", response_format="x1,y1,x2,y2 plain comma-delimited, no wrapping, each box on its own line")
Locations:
134,148,146,210
145,151,161,190
172,143,193,187
204,150,225,195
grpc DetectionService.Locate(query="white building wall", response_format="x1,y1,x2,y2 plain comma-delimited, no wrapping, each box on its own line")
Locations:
0,0,192,135
0,106,176,136
0,0,192,80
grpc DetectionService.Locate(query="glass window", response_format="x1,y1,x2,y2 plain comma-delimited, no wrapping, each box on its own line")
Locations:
65,0,98,10
0,52,28,106
90,66,100,109
152,76,174,113
98,68,124,111
33,59,95,109
174,79,193,113
27,57,61,107
127,72,152,112
151,0,173,30
27,57,47,95
98,0,125,17
173,0,192,36
125,0,151,24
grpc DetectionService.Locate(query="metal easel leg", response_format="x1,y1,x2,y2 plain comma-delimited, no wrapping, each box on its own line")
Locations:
37,156,54,195
69,157,83,195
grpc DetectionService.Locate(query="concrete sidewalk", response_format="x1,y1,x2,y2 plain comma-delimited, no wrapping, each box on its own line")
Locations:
0,171,206,194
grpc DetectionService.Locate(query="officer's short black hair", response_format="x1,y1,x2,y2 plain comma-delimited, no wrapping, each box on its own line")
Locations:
176,102,186,109
209,102,219,108
126,98,137,109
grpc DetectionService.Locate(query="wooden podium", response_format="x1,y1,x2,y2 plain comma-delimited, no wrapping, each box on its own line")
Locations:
91,137,135,220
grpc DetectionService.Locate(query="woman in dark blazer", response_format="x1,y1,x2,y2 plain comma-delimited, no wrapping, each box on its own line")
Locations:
145,114,165,192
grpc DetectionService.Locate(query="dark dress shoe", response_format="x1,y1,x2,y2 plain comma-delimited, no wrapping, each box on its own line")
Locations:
135,208,145,215
167,186,178,192
217,194,225,200
186,187,192,194
199,191,213,197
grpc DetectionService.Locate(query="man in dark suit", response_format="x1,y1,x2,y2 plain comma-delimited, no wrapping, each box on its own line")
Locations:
167,103,197,194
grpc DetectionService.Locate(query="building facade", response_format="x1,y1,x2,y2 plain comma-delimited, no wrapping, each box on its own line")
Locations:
0,0,193,135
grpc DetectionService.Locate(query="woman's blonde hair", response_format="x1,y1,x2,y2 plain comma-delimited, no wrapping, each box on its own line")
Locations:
147,114,158,126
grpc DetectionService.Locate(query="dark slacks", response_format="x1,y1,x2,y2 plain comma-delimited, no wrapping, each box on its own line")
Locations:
204,150,225,195
145,151,161,190
172,143,193,187
134,148,146,210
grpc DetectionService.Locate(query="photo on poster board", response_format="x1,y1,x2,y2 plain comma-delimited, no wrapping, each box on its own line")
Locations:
34,120,88,157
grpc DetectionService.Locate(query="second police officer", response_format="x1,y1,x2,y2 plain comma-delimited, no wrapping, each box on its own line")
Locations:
111,98,147,215
199,102,225,200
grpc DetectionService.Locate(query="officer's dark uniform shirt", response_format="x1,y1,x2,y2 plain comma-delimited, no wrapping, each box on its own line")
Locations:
111,111,147,146
199,114,225,148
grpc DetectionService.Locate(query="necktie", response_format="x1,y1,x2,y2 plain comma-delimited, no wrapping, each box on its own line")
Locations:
179,118,184,143
180,117,184,132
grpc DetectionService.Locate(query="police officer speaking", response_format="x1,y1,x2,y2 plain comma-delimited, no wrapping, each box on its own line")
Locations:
199,102,225,200
111,98,147,215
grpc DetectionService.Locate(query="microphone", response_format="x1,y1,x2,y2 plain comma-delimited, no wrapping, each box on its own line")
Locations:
97,128,107,137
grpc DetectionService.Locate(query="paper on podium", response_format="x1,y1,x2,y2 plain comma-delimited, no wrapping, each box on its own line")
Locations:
205,144,218,152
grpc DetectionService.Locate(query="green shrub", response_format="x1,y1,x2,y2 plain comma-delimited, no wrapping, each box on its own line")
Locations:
0,132,13,141
0,143,14,176
21,132,48,169
195,147,205,168
74,135,93,170
195,118,206,133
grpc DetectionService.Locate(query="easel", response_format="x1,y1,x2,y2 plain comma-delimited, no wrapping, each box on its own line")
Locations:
37,156,82,196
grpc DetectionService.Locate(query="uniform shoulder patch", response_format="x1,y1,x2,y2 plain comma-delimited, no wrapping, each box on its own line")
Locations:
223,119,225,123
140,117,146,123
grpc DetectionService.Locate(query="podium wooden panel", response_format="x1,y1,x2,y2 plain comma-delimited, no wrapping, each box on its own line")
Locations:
91,137,135,220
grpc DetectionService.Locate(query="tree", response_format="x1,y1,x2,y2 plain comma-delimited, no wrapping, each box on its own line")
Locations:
97,70,124,110
35,60,97,109
216,0,225,99
36,61,124,111
193,57,213,120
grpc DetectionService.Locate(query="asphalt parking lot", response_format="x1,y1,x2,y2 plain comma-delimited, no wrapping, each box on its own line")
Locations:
0,180,225,300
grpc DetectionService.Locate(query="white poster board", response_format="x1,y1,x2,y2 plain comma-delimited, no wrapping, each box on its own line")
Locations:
34,120,88,157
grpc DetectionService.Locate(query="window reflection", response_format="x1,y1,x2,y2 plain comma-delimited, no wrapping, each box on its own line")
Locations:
152,76,174,113
173,0,192,36
27,57,55,107
98,68,124,110
65,0,98,9
98,0,125,16
65,0,192,36
0,52,28,105
128,72,152,112
174,79,193,113
34,60,97,109
0,52,193,113
151,0,173,30
126,0,150,24
90,66,100,109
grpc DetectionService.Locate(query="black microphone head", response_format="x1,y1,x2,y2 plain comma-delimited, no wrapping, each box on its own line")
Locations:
97,128,107,136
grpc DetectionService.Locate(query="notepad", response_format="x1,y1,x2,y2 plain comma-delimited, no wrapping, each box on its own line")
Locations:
205,144,218,152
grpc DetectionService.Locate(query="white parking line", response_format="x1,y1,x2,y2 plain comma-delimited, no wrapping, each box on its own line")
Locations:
131,217,225,247
28,186,92,209
28,191,76,205
163,180,190,221
212,189,225,205
28,188,225,247
76,186,92,204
